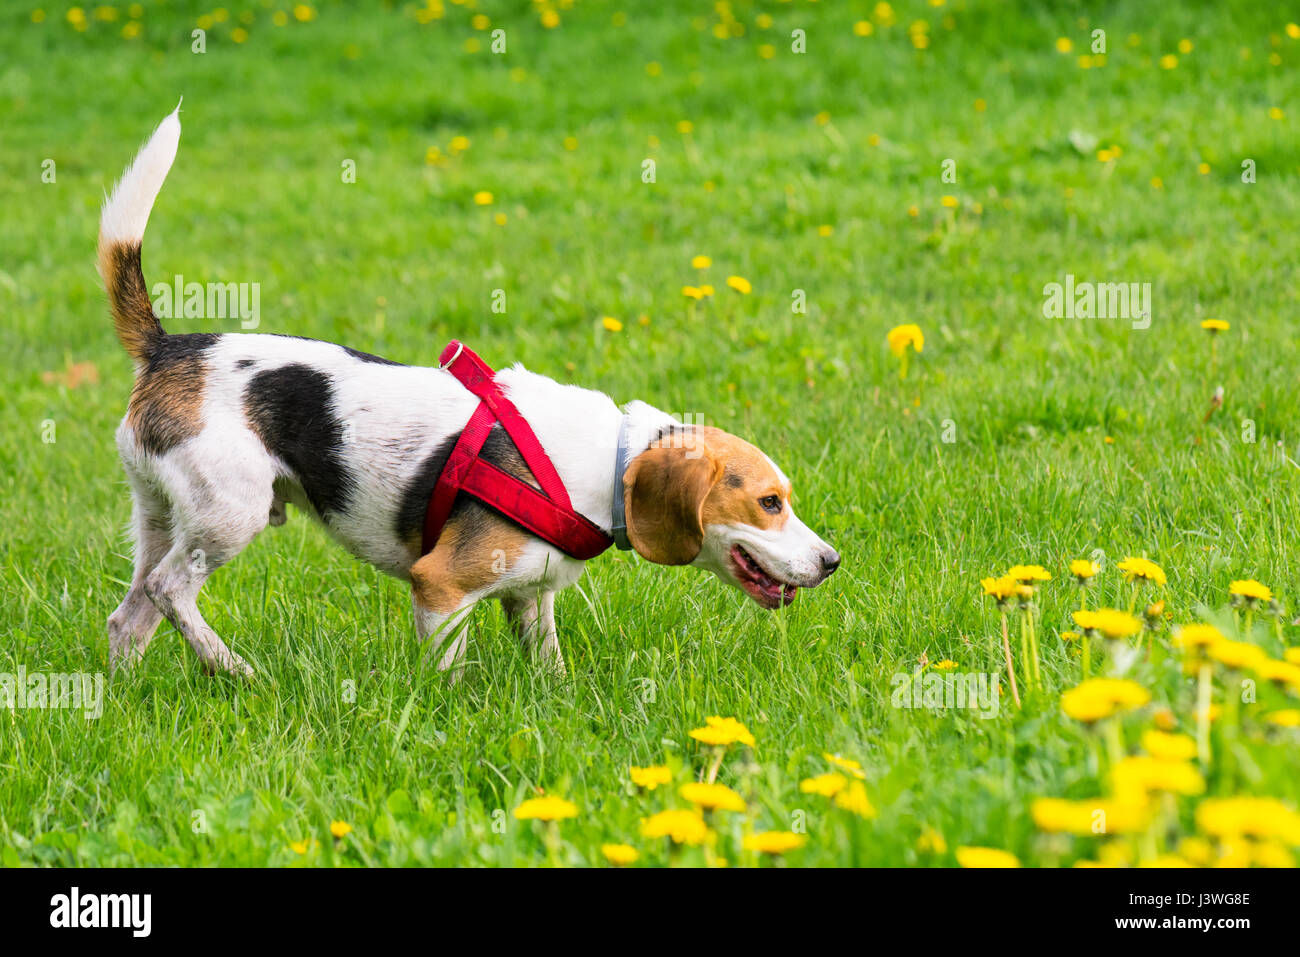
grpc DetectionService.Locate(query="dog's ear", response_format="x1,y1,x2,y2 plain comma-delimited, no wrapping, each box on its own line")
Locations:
623,437,724,565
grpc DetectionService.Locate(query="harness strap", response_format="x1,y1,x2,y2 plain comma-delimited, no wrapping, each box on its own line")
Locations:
421,341,613,561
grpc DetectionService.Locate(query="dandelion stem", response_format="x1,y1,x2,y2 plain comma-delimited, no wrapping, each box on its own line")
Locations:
705,748,725,785
1020,615,1032,694
1000,612,1021,708
1196,662,1212,767
1082,634,1091,680
1027,607,1042,687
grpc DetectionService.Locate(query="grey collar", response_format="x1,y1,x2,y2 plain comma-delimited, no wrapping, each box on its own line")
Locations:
609,413,633,550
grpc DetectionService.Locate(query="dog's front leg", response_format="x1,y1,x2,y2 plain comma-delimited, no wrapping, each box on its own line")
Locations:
501,591,564,676
412,596,474,680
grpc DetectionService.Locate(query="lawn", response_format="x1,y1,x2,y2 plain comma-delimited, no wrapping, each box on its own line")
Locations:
2,0,1299,867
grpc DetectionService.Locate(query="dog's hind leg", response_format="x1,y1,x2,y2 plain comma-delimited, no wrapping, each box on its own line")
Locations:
142,439,274,678
108,486,173,671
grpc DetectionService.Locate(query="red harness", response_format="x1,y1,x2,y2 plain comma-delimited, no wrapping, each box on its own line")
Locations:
421,340,613,561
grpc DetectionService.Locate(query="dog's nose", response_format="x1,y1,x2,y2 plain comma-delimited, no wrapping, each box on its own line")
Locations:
820,548,841,575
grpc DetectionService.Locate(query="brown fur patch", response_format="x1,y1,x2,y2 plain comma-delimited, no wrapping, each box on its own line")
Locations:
697,428,791,533
127,335,217,455
98,240,164,363
410,514,528,614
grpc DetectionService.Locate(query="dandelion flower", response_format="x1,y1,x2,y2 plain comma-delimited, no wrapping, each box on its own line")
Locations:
1073,608,1141,640
1061,678,1150,722
887,323,924,357
601,843,640,865
799,773,847,797
688,715,755,748
1229,579,1272,603
744,831,806,854
1266,709,1300,727
640,809,712,845
822,752,867,778
1207,639,1267,670
917,829,947,853
601,316,624,332
1141,730,1197,762
726,275,752,294
691,255,711,269
1172,623,1225,653
1007,564,1052,584
834,780,877,818
629,765,672,790
1070,559,1099,581
473,191,494,206
329,820,352,839
1055,37,1073,54
682,285,704,300
1196,798,1300,844
679,782,746,812
1200,319,1229,332
1111,756,1205,797
956,846,1020,868
1032,797,1151,835
1117,557,1166,585
514,796,578,821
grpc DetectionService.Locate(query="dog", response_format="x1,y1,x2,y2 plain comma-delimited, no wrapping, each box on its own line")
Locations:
100,106,840,679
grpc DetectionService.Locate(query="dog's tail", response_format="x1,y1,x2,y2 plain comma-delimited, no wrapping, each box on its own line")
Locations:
97,102,182,365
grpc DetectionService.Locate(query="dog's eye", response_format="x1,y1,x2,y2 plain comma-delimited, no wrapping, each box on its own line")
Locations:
759,495,782,513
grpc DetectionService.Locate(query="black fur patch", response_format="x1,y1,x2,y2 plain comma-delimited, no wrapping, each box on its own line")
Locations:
724,471,744,489
266,334,404,366
234,359,254,370
395,425,536,552
244,364,356,518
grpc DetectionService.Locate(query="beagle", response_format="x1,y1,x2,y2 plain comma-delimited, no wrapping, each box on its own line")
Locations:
100,107,840,679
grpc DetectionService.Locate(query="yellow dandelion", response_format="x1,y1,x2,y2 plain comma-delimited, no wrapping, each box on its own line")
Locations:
640,809,712,845
743,831,806,854
1007,564,1052,583
726,275,752,294
1055,37,1073,54
1229,579,1272,602
799,773,847,797
688,715,755,748
1207,639,1267,670
1070,559,1099,581
629,765,672,790
329,820,352,839
1160,53,1178,69
956,846,1020,868
1141,730,1197,762
1061,678,1150,723
940,195,959,208
834,780,877,818
917,829,947,853
679,782,746,813
601,316,624,332
1200,318,1229,332
817,224,834,237
822,752,867,778
601,843,639,865
514,796,579,821
887,323,924,357
473,191,493,206
1117,557,1166,585
691,255,711,269
1266,709,1300,728
1111,756,1205,797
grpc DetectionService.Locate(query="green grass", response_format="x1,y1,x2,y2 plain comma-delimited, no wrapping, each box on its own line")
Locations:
2,0,1300,867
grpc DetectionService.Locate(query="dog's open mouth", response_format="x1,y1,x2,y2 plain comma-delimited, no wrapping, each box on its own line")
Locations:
730,544,798,609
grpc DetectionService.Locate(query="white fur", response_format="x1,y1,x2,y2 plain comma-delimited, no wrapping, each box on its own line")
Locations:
100,102,181,245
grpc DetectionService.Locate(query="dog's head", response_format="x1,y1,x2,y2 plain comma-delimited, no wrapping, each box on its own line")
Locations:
623,425,839,608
